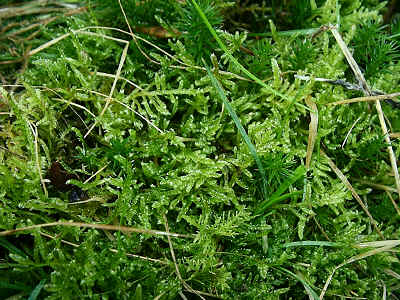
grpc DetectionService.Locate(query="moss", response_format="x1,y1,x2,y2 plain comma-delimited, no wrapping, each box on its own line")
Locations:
1,0,400,299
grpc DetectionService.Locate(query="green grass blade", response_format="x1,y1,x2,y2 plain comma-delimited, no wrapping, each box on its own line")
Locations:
0,281,31,292
191,0,309,111
0,238,28,258
283,241,340,248
257,165,306,213
263,190,303,206
28,279,46,300
204,61,268,197
276,267,319,300
336,0,341,30
270,165,306,199
247,28,320,37
134,284,143,300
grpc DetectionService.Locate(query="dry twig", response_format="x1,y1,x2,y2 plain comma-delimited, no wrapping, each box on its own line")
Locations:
321,150,383,239
163,214,221,299
329,25,400,201
0,221,194,239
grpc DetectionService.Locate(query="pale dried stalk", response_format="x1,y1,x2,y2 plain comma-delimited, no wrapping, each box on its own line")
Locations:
0,221,194,239
163,214,208,300
94,71,143,91
84,89,163,133
53,98,96,118
390,133,400,138
384,268,400,280
118,0,161,65
80,25,250,81
0,7,66,19
83,163,109,184
84,41,129,138
27,121,48,197
305,98,330,241
1,6,87,40
353,179,397,193
1,84,96,119
40,231,167,264
330,26,400,200
108,249,167,265
305,97,318,169
321,150,384,239
342,117,361,148
320,243,399,299
329,92,400,106
385,191,400,217
29,32,71,56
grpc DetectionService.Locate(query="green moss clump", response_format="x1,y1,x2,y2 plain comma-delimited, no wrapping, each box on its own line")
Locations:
1,0,400,299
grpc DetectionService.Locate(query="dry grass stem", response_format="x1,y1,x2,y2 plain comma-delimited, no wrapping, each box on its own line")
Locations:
321,150,384,239
0,5,87,39
304,97,330,240
305,97,318,169
27,121,48,197
385,191,400,217
40,231,168,264
53,98,96,118
1,16,57,39
83,163,110,184
382,281,387,300
390,133,400,138
93,71,143,91
329,26,369,91
154,292,167,300
355,240,400,248
69,105,89,129
329,92,400,106
74,29,129,44
0,57,24,65
80,25,250,81
67,198,101,205
84,41,129,138
39,231,80,248
353,179,398,193
163,214,207,300
329,25,400,200
118,0,133,36
118,0,162,66
1,84,96,120
0,7,67,19
84,89,164,133
384,268,400,280
342,117,361,148
0,221,194,238
320,243,399,299
108,249,168,265
179,291,188,300
29,32,71,56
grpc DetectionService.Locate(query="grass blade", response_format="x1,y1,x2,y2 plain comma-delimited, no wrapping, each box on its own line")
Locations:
0,237,28,258
28,279,46,300
283,241,340,248
257,165,306,213
191,0,309,111
276,267,319,300
0,281,31,292
320,244,398,299
247,28,320,37
204,61,268,197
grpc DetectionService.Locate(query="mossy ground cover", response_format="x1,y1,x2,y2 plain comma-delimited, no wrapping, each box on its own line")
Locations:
1,0,400,299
